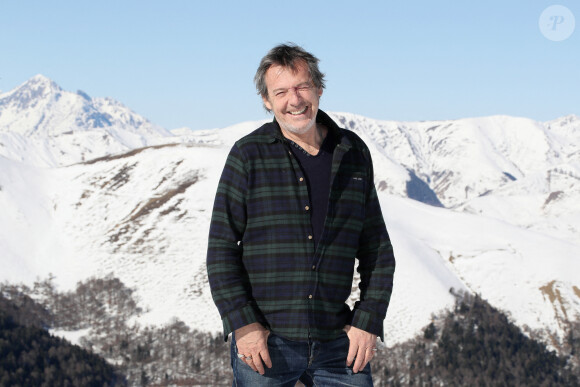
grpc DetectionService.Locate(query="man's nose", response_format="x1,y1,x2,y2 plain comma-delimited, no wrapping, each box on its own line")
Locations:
288,87,303,104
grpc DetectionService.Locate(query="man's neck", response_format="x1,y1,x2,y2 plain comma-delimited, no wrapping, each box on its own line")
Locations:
281,124,328,156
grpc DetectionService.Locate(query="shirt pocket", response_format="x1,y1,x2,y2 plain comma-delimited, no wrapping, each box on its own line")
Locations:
331,171,367,222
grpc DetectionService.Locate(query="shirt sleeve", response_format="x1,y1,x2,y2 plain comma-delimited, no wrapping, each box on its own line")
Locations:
351,148,396,342
206,144,266,341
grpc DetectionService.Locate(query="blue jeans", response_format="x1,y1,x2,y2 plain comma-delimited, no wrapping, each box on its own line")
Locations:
231,331,373,386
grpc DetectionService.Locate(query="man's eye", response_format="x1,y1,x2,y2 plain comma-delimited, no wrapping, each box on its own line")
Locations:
275,91,287,97
298,86,310,91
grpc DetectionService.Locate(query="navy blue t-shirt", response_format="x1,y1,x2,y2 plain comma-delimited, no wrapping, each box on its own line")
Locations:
287,132,337,250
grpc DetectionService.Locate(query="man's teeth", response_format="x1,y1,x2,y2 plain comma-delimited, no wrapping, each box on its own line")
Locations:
289,107,307,115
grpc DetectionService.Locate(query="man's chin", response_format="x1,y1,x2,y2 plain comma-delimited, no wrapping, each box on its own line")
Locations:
280,117,317,135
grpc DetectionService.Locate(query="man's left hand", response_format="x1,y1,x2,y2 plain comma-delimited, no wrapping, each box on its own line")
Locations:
343,325,378,373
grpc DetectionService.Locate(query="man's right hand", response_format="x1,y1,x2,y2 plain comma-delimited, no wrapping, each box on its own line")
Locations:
234,322,272,375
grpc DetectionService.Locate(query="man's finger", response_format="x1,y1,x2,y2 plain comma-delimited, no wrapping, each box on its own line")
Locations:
252,354,266,375
358,347,375,372
352,346,366,373
243,355,258,372
346,341,358,367
260,348,273,369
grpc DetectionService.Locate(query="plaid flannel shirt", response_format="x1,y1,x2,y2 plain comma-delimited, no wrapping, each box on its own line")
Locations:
207,110,395,342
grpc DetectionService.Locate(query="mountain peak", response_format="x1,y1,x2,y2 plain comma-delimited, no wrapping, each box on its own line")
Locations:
0,74,63,111
0,75,173,167
547,113,580,125
29,73,54,82
22,74,62,92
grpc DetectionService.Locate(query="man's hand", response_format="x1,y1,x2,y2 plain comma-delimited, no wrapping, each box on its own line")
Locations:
343,325,378,373
234,322,272,375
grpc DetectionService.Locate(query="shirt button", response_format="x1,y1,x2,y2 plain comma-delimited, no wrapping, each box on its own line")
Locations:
304,205,310,211
299,177,304,182
308,235,313,240
312,265,316,270
308,294,313,299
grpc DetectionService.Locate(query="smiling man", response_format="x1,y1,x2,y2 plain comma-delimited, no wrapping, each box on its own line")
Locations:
207,43,396,386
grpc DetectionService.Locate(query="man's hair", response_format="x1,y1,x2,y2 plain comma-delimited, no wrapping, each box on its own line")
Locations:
254,43,326,111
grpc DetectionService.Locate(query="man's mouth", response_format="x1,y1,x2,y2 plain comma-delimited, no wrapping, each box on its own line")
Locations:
288,106,307,115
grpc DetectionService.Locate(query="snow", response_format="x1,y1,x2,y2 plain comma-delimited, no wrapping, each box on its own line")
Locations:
381,194,580,344
50,328,91,346
0,75,174,168
1,75,579,348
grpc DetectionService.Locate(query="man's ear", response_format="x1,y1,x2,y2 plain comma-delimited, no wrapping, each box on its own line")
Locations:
262,95,273,111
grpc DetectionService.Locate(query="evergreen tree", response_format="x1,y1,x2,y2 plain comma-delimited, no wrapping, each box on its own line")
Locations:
0,294,122,386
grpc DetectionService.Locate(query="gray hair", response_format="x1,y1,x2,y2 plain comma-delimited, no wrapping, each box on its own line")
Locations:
254,43,326,111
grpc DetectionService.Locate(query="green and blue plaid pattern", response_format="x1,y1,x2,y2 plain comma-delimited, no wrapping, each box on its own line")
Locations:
207,110,395,342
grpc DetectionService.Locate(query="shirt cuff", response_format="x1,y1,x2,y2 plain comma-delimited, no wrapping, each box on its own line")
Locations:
350,308,385,342
221,302,266,341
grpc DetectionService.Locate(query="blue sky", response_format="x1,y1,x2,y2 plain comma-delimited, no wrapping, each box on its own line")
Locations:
1,0,578,130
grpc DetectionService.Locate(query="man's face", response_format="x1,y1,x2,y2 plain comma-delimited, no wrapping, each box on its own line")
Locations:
262,61,323,135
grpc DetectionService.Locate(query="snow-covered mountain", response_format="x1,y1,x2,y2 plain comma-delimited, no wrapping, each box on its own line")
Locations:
0,75,578,349
0,75,173,167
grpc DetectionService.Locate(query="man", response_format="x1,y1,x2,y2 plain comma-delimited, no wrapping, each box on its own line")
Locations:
207,43,395,386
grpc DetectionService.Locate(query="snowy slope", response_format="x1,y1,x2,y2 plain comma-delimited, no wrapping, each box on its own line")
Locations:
0,156,60,277
327,112,580,244
0,75,579,348
2,145,578,344
381,195,580,344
